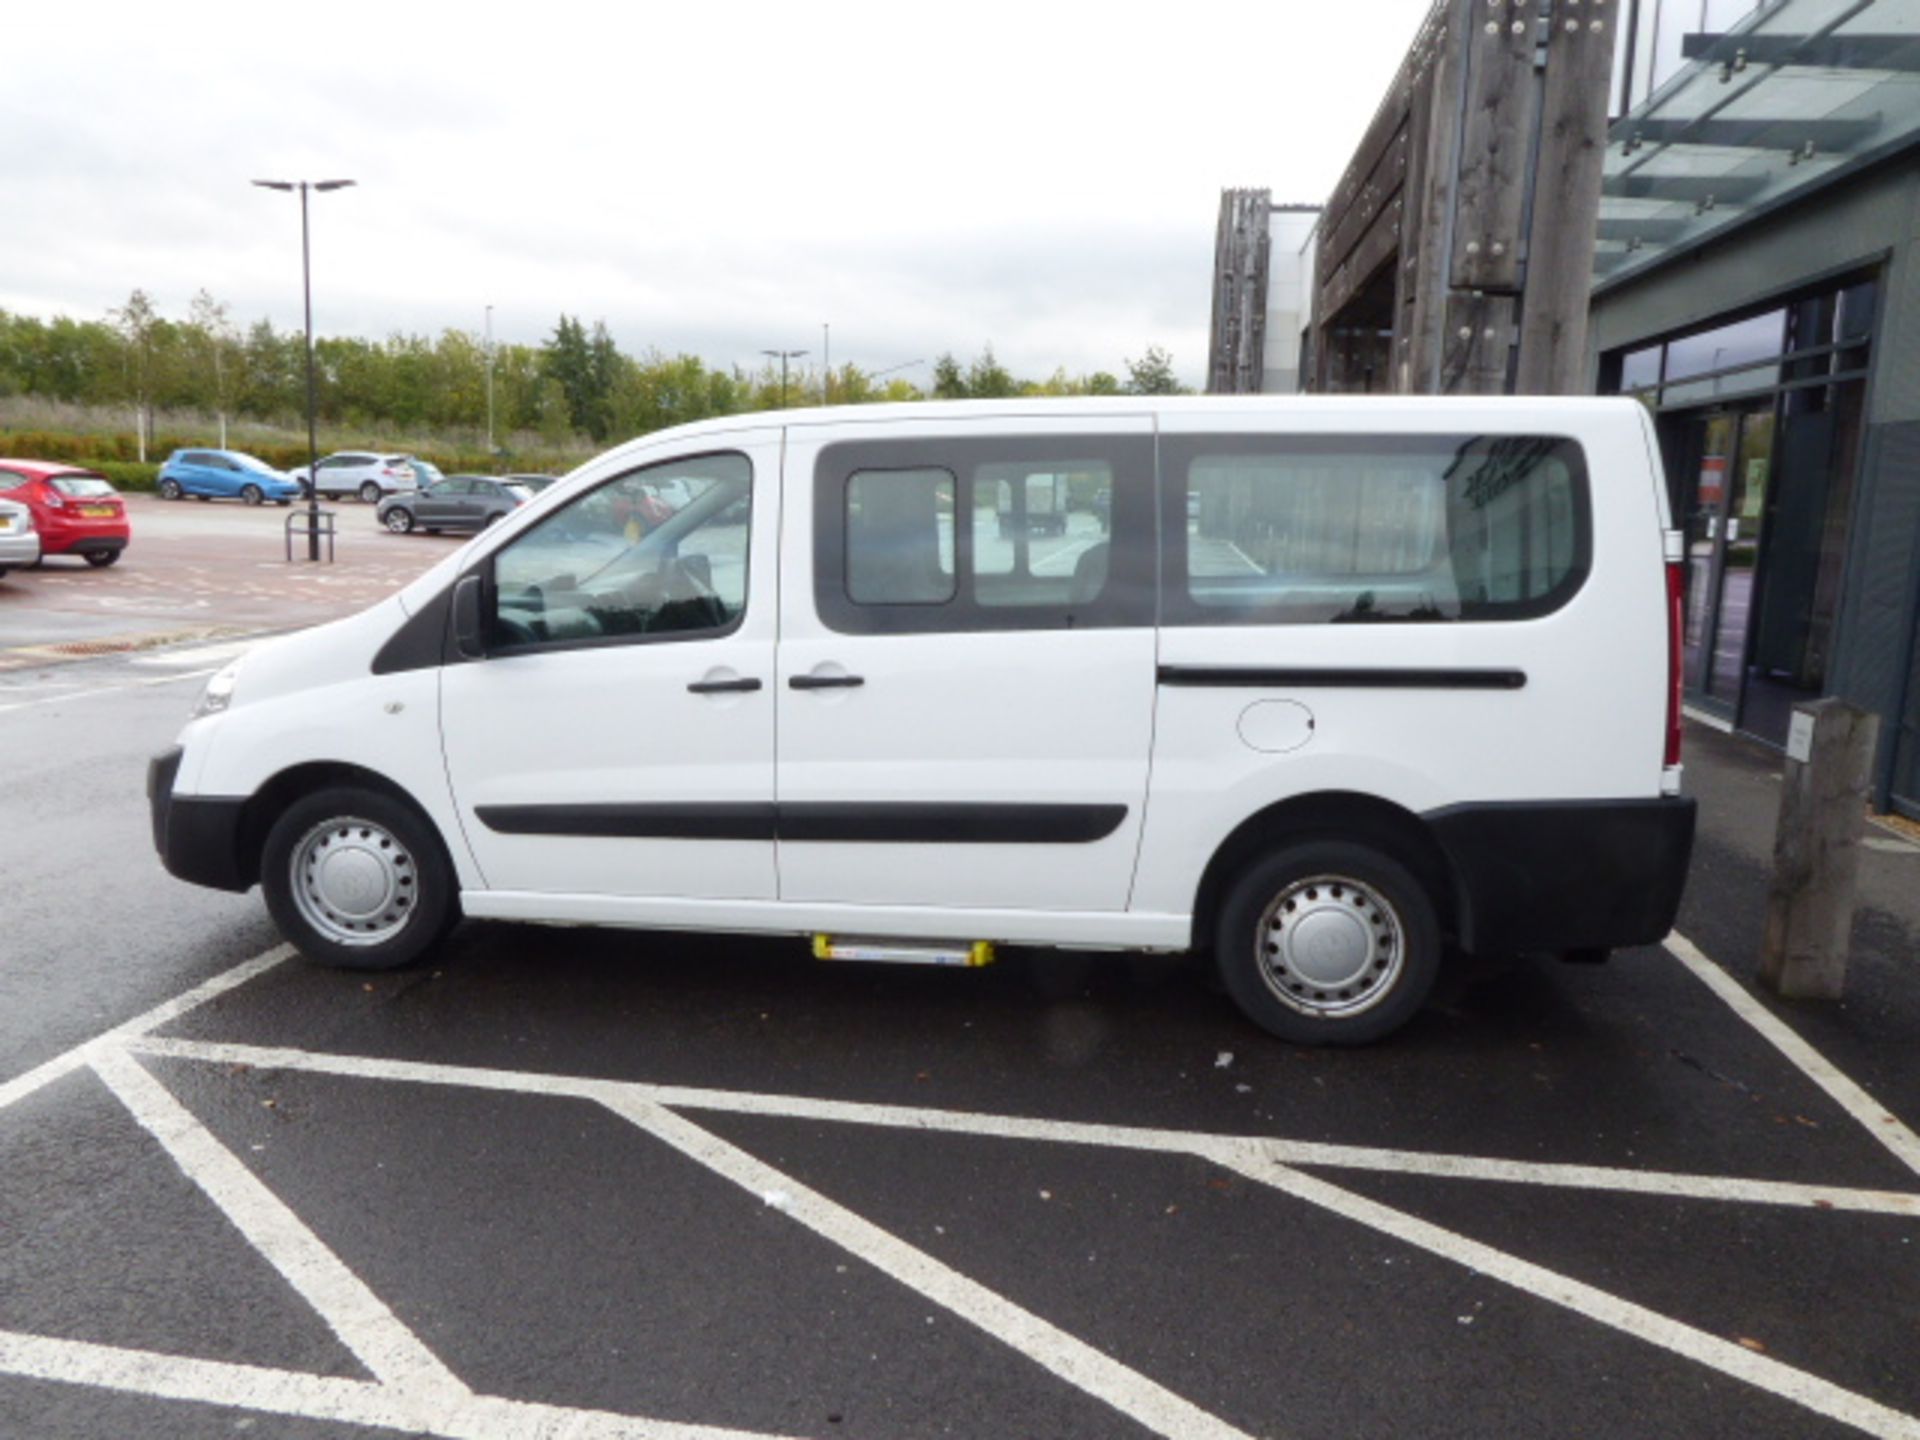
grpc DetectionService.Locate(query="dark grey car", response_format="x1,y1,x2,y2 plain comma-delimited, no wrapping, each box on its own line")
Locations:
377,476,532,535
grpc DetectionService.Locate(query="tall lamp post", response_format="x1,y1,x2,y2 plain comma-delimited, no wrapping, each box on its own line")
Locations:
485,304,496,457
252,177,355,561
761,348,807,409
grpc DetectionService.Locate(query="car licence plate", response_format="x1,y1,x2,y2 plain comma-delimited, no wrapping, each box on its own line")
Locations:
80,506,115,517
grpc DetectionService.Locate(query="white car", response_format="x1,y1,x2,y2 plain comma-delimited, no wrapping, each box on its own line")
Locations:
291,452,426,504
0,498,39,577
149,396,1695,1046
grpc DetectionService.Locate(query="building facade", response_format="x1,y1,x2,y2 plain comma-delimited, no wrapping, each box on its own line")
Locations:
1590,0,1920,813
1206,192,1320,395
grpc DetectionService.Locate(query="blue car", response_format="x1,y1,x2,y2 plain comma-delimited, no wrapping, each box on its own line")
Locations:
156,449,303,505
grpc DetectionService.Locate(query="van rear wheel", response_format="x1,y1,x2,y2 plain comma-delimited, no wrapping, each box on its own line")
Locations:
261,786,459,971
1215,840,1440,1046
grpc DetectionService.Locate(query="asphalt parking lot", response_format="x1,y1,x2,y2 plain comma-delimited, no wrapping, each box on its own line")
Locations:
2,535,1918,1439
0,492,457,655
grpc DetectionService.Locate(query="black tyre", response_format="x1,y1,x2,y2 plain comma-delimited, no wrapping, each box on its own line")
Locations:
260,786,460,971
240,483,264,506
1215,840,1441,1046
84,551,119,568
158,478,183,500
384,508,415,534
359,481,381,504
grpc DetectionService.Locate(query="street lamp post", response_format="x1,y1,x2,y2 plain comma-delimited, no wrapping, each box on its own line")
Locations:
761,348,808,409
485,304,496,457
252,177,355,562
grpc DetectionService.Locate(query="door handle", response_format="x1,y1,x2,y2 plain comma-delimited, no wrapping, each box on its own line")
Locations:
687,676,763,694
789,673,865,690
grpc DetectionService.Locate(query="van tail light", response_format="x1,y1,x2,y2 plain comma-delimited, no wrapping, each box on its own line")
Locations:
1664,559,1685,767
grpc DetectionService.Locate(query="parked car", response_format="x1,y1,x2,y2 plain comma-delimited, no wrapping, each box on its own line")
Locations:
407,459,446,489
0,460,130,566
290,453,424,503
149,396,1695,1047
376,476,532,535
0,498,40,578
155,450,301,506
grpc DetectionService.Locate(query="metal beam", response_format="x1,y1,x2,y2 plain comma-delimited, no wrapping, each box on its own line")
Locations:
1617,114,1882,151
1604,171,1772,201
1681,32,1920,72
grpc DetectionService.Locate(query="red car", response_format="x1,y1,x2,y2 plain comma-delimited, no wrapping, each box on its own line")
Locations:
0,460,131,567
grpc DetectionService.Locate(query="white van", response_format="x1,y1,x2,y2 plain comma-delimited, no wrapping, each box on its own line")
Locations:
149,397,1695,1044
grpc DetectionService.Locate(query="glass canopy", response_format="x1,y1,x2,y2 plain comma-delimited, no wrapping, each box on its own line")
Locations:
1594,0,1920,290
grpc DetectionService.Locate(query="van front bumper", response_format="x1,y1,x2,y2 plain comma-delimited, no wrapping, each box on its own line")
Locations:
1427,796,1697,955
148,746,252,892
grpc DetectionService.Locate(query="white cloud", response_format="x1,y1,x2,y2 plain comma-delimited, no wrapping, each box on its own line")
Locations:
6,0,1434,387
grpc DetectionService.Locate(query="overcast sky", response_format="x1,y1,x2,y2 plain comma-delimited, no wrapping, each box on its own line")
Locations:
7,0,1435,388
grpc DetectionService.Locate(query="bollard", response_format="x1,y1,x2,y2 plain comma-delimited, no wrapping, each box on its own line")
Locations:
1759,698,1880,999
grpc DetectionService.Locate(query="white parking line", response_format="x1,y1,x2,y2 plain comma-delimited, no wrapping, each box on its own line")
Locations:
610,1094,1256,1440
126,1036,1920,1219
90,1047,469,1406
0,666,219,715
1666,930,1920,1179
123,1031,1920,1439
1219,1153,1920,1440
9,932,1920,1439
0,1330,798,1440
0,946,292,1116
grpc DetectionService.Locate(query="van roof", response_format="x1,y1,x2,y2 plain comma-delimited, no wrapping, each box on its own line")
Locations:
596,393,1648,457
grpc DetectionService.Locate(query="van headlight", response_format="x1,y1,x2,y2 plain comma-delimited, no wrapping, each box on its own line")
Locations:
193,658,244,718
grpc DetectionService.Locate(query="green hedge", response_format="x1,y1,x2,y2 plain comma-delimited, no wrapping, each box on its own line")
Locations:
87,461,160,492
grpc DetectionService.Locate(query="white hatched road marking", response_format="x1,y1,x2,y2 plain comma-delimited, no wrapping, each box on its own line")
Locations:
0,666,219,715
0,946,292,1115
608,1094,1255,1440
89,1047,468,1405
128,1034,1920,1220
0,1331,798,1440
1,928,1917,1437
1216,1151,1920,1440
1666,930,1920,1178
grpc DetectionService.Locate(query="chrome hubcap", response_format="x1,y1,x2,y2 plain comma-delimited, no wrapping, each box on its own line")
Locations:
289,817,416,947
1256,873,1404,1018
386,512,410,531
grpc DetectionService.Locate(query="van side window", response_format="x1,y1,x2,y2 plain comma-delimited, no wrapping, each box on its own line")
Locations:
817,435,1151,634
972,465,1114,606
1164,433,1590,625
487,451,751,652
846,469,955,604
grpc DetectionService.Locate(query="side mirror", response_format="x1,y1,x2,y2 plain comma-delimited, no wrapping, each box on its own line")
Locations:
451,574,486,660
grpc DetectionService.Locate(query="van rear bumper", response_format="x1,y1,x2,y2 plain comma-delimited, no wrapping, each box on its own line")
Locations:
148,746,252,893
1426,796,1696,955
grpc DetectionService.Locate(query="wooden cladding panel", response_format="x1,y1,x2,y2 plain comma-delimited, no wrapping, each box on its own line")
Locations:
1515,3,1618,393
1448,0,1541,294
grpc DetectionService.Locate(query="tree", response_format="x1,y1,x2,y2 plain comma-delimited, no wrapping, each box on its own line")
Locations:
187,291,239,447
965,345,1017,399
110,289,161,460
1124,346,1186,396
931,352,967,400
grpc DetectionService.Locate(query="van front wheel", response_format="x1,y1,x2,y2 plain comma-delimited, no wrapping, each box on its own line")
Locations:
261,786,459,971
1215,841,1440,1046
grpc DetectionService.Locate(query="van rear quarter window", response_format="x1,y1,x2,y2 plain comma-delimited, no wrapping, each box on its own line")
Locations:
1165,433,1590,624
